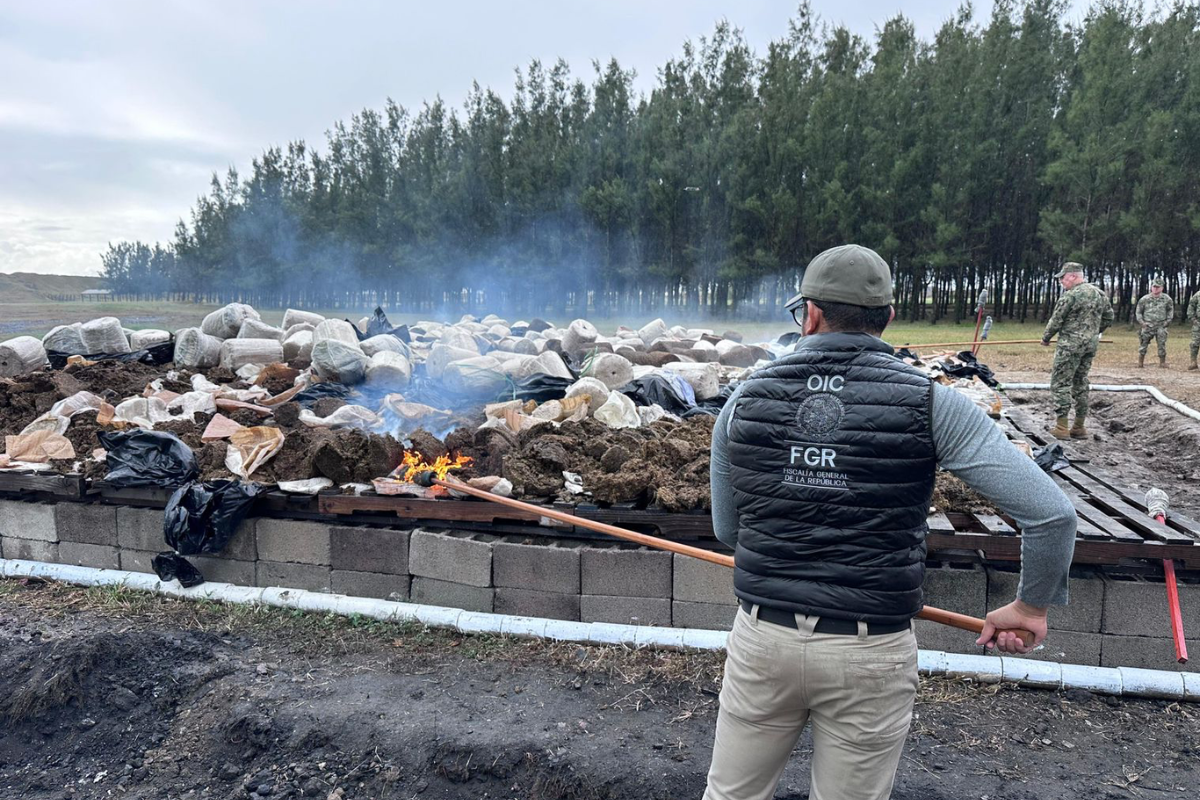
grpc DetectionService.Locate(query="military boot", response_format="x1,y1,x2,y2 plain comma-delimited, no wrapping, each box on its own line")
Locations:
1189,353,1198,371
1070,415,1088,439
1138,352,1145,368
1051,416,1071,439
1159,355,1167,368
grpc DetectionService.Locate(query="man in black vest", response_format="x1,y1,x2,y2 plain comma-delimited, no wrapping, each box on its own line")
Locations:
702,245,1076,800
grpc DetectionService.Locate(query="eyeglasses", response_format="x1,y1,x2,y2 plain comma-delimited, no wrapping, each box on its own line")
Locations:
788,298,807,328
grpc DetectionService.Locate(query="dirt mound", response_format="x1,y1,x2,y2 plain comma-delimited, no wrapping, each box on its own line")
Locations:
932,472,999,515
63,359,173,398
1009,390,1200,515
499,415,716,510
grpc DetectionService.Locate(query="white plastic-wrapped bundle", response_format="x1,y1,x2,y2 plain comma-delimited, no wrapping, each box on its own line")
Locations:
425,343,479,380
282,330,314,361
360,334,411,360
174,328,222,369
365,351,412,387
281,308,325,329
201,303,260,339
582,352,634,390
313,319,362,348
80,317,130,354
443,356,506,396
219,339,284,371
237,319,285,341
0,336,48,378
594,391,641,429
565,377,610,415
664,362,721,400
438,326,479,353
563,319,599,353
283,322,316,338
42,323,87,355
311,339,369,384
130,329,171,349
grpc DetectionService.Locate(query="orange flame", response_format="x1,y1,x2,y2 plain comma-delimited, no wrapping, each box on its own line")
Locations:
392,451,473,484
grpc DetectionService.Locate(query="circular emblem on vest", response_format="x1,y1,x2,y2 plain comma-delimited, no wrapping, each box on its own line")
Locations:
794,393,845,438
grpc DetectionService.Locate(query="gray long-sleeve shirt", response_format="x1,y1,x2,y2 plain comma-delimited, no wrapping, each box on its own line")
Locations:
710,381,1077,607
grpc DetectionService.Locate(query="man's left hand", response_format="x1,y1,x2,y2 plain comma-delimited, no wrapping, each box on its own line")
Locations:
976,600,1048,654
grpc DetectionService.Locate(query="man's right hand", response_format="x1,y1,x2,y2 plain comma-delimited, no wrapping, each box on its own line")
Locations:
976,600,1048,654
1040,339,1050,347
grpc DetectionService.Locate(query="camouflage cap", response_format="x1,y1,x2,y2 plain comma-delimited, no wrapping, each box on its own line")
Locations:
789,244,893,308
1054,262,1084,279
1151,278,1165,288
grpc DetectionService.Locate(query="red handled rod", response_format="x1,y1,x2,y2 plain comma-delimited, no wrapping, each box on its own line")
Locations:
424,473,1034,647
1148,489,1188,664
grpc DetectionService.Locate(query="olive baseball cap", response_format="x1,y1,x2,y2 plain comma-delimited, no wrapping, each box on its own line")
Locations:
787,244,893,310
1054,262,1084,278
1152,278,1165,287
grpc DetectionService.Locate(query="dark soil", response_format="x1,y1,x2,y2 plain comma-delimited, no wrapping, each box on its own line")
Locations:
1009,390,1200,515
932,472,1000,515
500,416,715,510
1,579,1197,800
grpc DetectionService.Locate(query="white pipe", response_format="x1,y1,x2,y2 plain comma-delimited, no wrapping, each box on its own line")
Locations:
2,558,1195,701
1004,382,1200,422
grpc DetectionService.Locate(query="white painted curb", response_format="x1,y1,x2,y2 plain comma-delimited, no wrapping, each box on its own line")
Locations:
1004,382,1200,422
3,558,1195,702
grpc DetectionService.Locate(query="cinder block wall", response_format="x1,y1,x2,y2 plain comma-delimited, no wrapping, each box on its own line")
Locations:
1,497,1195,671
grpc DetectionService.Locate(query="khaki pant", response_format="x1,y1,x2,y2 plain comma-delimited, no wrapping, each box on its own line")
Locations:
703,606,918,800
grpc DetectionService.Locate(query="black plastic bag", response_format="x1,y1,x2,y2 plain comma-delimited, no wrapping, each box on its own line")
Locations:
47,340,175,370
1033,443,1070,473
347,307,411,344
939,351,999,387
618,375,696,416
682,384,736,418
777,332,802,348
151,552,205,588
510,374,574,403
292,382,352,409
164,480,263,556
98,430,199,487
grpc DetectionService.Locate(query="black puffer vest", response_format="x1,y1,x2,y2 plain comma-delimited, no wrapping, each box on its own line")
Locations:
727,332,936,623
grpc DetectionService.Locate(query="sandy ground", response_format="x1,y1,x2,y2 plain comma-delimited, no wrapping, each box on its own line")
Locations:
2,579,1198,800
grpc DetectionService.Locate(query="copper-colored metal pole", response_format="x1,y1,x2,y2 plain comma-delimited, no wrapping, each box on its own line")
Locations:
432,475,1033,647
899,338,1114,350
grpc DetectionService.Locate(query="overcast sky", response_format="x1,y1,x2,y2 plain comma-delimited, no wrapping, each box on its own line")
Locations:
0,0,1090,277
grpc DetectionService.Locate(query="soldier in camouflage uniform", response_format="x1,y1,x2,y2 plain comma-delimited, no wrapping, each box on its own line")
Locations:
1135,279,1174,368
1187,290,1200,371
1041,262,1114,439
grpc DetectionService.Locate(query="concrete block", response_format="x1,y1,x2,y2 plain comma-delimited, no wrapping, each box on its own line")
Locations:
409,530,493,587
331,570,410,601
57,542,119,570
256,519,331,565
922,561,986,617
1101,634,1200,673
1004,630,1102,666
54,503,118,546
495,587,580,621
331,526,409,575
672,554,734,605
0,500,57,542
1101,575,1200,637
493,540,580,594
581,546,671,598
673,600,738,630
411,577,494,613
119,549,158,574
116,506,166,552
988,567,1103,633
256,560,331,592
914,619,986,656
1,537,58,562
581,595,672,626
189,555,256,586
